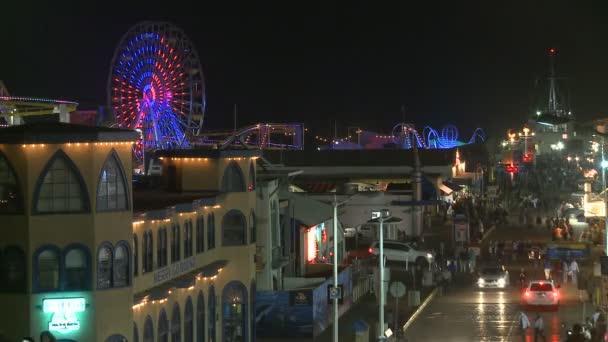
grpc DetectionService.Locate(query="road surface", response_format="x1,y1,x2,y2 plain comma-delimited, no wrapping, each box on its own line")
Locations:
404,222,591,342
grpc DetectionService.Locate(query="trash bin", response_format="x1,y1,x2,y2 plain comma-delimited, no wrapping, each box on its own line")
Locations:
353,320,369,342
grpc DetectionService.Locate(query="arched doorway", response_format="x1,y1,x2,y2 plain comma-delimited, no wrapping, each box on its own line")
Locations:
158,309,169,342
222,281,248,342
104,334,128,342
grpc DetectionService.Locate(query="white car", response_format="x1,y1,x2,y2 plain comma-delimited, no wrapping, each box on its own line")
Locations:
369,240,434,267
523,280,560,309
477,265,509,288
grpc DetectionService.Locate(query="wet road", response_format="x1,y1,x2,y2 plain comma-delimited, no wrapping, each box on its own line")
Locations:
403,281,586,341
404,223,590,341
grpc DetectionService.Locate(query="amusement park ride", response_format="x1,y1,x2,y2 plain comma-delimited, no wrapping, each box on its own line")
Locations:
0,81,78,126
1,21,487,174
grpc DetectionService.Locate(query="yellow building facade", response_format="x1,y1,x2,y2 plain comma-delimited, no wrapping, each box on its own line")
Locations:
0,123,258,342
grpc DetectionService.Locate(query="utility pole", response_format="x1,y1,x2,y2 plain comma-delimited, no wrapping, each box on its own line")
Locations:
412,135,423,236
602,136,608,256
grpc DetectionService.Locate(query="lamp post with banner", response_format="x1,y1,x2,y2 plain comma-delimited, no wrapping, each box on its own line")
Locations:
373,209,391,341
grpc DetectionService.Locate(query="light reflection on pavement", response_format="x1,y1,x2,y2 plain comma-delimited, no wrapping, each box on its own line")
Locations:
403,276,583,342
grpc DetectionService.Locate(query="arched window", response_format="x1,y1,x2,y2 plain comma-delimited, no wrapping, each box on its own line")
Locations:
251,280,256,342
185,297,194,342
33,150,89,214
158,309,169,342
248,161,255,191
35,246,60,292
64,245,90,291
222,210,247,246
144,315,154,342
221,161,246,192
0,152,23,214
158,227,168,268
196,216,204,254
208,285,216,342
171,223,181,263
134,322,139,342
97,243,113,289
96,151,129,211
171,303,181,342
113,241,130,287
1,245,26,292
249,210,257,244
184,219,193,258
143,231,153,273
222,281,248,342
133,234,139,276
207,213,215,250
196,291,205,342
104,334,128,342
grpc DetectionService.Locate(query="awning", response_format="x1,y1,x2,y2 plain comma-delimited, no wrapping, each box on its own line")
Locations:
390,200,445,206
439,181,463,195
296,181,337,193
134,259,228,304
367,216,403,223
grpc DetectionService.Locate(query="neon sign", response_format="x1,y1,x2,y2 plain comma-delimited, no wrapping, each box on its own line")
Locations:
42,298,85,334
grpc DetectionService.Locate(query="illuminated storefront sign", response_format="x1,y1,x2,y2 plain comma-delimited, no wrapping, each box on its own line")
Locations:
42,298,85,334
305,223,328,263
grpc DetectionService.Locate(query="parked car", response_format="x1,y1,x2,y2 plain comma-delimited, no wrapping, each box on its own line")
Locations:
523,280,560,310
477,265,509,288
368,240,434,267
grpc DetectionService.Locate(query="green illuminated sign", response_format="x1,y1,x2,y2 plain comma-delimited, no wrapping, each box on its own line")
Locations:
42,298,85,334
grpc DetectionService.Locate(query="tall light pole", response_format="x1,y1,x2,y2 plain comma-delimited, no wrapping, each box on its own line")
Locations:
601,136,608,256
331,193,356,342
374,208,391,341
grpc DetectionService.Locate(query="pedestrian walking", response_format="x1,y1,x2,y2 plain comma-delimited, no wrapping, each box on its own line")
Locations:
543,259,552,280
534,313,546,342
562,259,569,284
570,259,580,286
519,311,530,340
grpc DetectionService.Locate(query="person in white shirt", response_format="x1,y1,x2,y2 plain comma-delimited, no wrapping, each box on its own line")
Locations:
519,312,530,339
570,259,580,285
534,313,546,341
593,308,603,326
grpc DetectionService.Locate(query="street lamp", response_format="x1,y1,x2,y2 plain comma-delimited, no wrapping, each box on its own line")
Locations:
373,208,391,341
601,136,608,256
331,193,356,342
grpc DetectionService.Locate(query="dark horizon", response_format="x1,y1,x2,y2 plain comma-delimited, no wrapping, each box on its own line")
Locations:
3,3,608,140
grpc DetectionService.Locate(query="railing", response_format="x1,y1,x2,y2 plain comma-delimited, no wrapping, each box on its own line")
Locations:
352,276,372,303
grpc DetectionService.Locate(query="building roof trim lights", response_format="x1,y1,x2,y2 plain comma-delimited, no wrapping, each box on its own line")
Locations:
0,122,139,144
155,148,261,159
0,96,78,106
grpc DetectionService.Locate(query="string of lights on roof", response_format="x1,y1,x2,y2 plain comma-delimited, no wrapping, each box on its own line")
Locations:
157,157,257,162
20,141,135,148
132,206,222,226
132,268,223,311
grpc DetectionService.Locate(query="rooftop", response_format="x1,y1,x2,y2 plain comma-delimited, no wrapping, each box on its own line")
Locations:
155,148,261,159
132,177,219,213
262,149,458,167
0,122,139,144
133,189,219,213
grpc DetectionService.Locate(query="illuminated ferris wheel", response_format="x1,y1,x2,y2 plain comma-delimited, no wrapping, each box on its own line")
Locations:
107,22,206,161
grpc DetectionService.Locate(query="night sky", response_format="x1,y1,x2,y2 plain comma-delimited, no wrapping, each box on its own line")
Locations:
3,2,608,140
